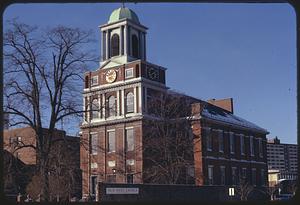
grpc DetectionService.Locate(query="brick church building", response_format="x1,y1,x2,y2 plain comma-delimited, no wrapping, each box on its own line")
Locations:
80,7,269,198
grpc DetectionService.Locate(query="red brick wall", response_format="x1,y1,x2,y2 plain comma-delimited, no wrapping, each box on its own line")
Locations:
80,120,143,197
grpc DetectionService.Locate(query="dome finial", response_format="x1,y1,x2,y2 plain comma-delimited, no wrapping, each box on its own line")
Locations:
121,2,125,8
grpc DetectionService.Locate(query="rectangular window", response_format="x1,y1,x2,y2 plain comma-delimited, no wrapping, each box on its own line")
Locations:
250,136,254,156
206,128,212,151
252,168,256,186
220,166,226,185
261,169,265,186
125,68,134,79
240,135,245,155
242,168,247,180
218,131,224,153
259,138,263,157
108,131,116,152
125,128,134,151
90,133,98,155
127,174,134,184
230,132,235,154
208,165,214,185
91,76,98,86
232,167,237,185
90,176,97,195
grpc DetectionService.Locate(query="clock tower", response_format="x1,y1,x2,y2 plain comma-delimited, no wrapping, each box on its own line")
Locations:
80,6,168,198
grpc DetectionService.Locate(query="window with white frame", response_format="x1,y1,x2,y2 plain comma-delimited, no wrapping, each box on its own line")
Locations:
250,136,254,156
126,92,134,113
208,165,214,185
125,128,134,151
218,130,224,153
90,133,98,155
220,166,226,185
107,131,116,152
91,76,98,86
259,138,263,157
108,95,116,117
125,68,134,79
91,98,99,120
240,135,245,155
230,132,235,154
232,167,238,185
206,128,212,151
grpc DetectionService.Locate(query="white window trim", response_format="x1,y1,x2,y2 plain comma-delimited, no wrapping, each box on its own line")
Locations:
108,160,116,167
125,126,134,130
208,165,214,185
232,167,237,185
91,76,98,86
125,67,134,79
125,128,135,152
126,159,135,166
91,162,98,169
90,133,98,155
220,166,226,185
107,130,116,153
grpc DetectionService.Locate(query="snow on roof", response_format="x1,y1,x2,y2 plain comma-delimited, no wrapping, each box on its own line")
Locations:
167,90,268,134
202,103,268,134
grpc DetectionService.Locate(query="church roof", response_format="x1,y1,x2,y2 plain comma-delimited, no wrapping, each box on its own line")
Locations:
108,7,140,24
168,90,268,134
201,102,268,134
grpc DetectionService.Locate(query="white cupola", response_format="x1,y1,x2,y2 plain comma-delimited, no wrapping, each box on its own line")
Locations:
99,6,148,68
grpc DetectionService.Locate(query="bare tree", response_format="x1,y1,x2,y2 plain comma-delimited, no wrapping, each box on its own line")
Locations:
3,19,97,201
26,137,81,201
235,178,254,201
143,92,195,184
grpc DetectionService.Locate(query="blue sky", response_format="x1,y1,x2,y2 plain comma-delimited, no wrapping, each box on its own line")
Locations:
3,3,296,144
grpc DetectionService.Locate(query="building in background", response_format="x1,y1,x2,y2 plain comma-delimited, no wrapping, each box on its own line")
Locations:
80,6,269,198
267,137,298,186
3,127,82,200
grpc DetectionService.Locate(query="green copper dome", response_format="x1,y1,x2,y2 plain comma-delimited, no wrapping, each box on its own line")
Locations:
108,7,140,24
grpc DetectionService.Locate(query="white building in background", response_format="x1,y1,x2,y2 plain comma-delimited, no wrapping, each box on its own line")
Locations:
267,137,298,182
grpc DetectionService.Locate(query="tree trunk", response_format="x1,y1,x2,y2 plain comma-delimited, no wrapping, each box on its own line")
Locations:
39,157,49,201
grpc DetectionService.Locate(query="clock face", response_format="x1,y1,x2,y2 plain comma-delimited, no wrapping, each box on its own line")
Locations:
105,69,117,83
148,67,159,80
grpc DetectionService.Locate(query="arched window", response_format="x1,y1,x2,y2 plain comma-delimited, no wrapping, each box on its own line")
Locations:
131,34,139,58
111,34,120,57
108,96,116,117
126,92,134,113
91,98,99,120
